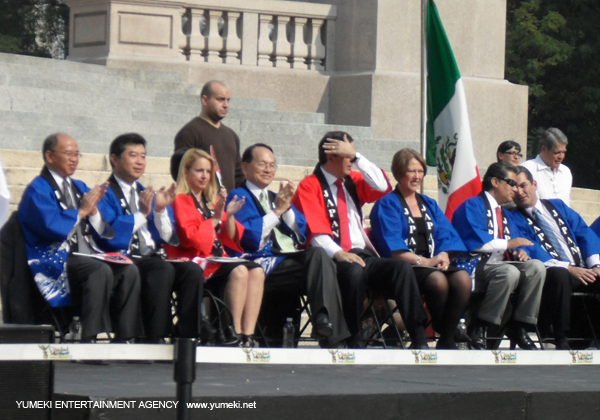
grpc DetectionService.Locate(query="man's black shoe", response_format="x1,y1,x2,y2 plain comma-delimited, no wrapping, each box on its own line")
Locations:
312,313,334,338
555,337,570,350
470,325,487,350
506,326,537,350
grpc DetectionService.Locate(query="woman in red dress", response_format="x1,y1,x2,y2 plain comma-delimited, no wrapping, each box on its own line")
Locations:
165,148,264,346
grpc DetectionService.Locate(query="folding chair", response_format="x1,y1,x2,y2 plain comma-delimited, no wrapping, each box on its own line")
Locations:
568,292,600,350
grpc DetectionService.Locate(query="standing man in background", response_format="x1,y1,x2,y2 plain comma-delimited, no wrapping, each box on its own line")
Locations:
521,127,572,206
174,80,244,192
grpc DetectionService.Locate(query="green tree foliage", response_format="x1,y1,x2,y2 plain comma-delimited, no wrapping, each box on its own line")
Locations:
0,0,69,58
506,0,600,189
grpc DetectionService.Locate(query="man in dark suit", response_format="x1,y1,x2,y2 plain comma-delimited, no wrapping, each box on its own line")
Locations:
228,143,350,348
18,133,142,342
511,166,600,349
97,133,204,343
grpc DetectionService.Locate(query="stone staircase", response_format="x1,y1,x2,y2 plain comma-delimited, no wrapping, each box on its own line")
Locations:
0,149,432,218
0,52,418,170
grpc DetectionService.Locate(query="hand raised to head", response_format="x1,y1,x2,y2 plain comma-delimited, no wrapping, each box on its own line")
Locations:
323,134,356,159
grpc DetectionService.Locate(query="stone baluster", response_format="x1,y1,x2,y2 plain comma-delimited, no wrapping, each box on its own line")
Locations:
307,18,325,71
178,8,190,60
257,14,274,67
187,8,205,62
273,16,291,68
222,11,241,64
205,10,224,63
289,17,308,70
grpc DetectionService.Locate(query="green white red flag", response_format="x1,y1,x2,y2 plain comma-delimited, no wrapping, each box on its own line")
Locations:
425,0,481,220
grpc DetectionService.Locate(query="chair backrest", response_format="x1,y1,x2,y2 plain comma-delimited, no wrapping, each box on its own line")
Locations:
0,211,45,324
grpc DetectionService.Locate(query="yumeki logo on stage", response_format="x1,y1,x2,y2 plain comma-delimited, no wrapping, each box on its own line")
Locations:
242,348,270,363
328,349,355,364
39,345,70,360
570,350,593,364
411,350,438,364
492,350,517,364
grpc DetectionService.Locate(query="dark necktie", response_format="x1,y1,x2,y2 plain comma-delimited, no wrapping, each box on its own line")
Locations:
129,186,150,255
62,179,74,209
334,179,352,252
64,179,91,254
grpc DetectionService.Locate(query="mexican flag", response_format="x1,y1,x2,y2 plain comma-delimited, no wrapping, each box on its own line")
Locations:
425,0,481,220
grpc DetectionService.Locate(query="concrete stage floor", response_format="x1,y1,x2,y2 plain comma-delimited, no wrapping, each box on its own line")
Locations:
51,361,600,420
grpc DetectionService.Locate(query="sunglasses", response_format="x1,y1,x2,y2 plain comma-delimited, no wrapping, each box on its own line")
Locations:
497,177,517,187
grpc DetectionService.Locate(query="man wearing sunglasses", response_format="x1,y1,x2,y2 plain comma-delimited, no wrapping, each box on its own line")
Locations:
452,162,546,350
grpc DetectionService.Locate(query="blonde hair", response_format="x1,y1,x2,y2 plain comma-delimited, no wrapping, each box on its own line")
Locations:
175,148,218,203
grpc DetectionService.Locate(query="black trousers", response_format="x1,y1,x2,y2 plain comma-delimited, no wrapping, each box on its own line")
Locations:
263,247,351,347
67,254,142,340
335,249,428,337
541,266,600,338
134,256,202,339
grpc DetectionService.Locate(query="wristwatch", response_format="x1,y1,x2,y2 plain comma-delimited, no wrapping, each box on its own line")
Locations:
415,256,422,266
590,264,600,269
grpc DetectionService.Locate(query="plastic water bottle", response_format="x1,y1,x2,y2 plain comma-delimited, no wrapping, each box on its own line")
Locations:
457,318,468,350
282,317,295,348
69,316,82,343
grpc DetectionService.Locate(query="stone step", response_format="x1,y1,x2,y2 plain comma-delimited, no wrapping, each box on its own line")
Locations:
572,187,600,203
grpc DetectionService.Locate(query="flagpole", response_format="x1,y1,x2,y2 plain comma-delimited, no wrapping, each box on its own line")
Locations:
420,0,428,194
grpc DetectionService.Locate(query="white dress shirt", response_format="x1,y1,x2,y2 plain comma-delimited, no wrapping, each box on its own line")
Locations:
526,199,599,269
475,192,510,264
521,154,572,206
245,180,300,250
310,152,389,258
114,175,172,248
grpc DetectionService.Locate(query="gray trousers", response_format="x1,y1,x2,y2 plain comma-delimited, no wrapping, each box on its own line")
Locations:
478,259,546,325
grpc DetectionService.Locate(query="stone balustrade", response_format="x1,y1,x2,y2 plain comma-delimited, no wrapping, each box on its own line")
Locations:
64,0,336,71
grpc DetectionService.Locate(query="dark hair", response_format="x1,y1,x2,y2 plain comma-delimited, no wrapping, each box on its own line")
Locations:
200,80,226,100
482,161,517,191
242,143,274,164
515,165,534,184
318,131,354,165
170,148,189,181
496,140,521,162
42,133,60,161
109,133,146,168
391,149,427,182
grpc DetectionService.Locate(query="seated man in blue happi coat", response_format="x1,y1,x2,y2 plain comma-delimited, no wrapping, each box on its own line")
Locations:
452,162,546,350
18,133,142,342
228,143,350,348
96,133,206,343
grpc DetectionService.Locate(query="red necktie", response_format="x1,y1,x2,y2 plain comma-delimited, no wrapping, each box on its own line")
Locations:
335,179,352,252
496,207,504,239
496,206,510,260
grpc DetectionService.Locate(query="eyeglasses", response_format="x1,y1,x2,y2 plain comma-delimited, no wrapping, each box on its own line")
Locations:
52,150,82,159
497,177,517,187
255,161,278,171
503,151,523,158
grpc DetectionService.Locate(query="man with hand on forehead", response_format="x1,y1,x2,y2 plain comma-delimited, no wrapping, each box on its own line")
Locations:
292,132,429,349
228,143,350,348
